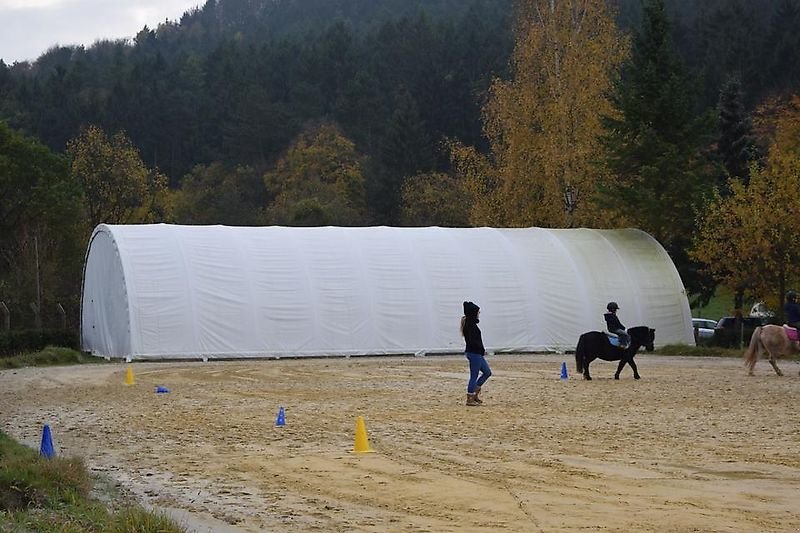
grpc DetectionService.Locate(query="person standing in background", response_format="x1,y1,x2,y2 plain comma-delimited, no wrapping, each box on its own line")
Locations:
462,301,492,406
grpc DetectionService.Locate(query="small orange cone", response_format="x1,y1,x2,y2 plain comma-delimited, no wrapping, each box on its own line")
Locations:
125,366,135,385
352,416,374,453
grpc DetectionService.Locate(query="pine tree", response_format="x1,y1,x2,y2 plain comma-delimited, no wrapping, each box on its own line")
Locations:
601,0,718,299
766,0,800,95
717,76,756,188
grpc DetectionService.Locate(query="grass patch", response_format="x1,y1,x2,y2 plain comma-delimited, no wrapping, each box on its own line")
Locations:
0,346,102,370
0,430,184,532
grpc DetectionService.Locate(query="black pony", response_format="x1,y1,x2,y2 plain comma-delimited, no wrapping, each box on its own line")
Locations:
574,326,655,380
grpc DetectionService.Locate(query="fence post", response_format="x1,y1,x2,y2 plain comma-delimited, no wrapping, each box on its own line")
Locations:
56,303,66,330
0,302,9,333
30,302,42,331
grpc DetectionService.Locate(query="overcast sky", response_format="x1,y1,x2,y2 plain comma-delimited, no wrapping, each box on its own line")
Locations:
0,0,202,64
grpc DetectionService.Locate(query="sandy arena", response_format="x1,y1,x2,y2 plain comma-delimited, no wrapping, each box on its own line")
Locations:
1,353,799,532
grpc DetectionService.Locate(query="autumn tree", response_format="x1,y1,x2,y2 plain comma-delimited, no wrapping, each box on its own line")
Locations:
399,171,470,227
453,0,627,227
692,95,800,316
263,123,369,226
67,125,169,228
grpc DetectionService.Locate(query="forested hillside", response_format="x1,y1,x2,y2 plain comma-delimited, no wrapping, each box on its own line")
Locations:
2,0,800,332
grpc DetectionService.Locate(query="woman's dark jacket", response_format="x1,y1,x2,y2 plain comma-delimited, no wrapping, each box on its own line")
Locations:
463,318,485,355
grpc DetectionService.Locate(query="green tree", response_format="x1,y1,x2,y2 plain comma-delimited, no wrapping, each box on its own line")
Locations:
263,123,369,226
67,125,169,228
600,0,718,301
765,0,800,96
173,162,266,225
454,0,627,227
0,121,85,329
371,89,434,224
718,76,756,188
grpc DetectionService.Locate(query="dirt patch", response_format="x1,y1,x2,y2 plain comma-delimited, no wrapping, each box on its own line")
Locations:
1,354,799,532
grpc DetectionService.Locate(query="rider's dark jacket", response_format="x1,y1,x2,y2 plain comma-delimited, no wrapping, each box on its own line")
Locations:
604,312,625,332
785,301,800,327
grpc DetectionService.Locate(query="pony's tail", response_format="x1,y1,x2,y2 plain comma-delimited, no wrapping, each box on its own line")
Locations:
743,326,761,373
575,335,584,374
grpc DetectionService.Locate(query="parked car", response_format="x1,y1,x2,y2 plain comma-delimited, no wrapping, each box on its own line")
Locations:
692,318,717,343
713,316,765,348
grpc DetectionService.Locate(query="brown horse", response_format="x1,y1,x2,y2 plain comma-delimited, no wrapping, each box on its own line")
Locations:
743,325,800,376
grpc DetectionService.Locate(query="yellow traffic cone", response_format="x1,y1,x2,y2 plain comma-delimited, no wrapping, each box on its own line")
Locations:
352,416,375,453
125,366,135,385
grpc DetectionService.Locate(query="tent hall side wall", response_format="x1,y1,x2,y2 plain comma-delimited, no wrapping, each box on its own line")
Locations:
80,228,132,357
80,224,694,360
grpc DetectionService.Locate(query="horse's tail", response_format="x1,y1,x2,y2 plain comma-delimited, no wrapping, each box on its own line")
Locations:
575,335,585,374
743,326,762,373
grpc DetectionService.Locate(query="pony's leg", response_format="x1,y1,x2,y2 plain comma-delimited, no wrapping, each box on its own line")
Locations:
614,359,626,380
583,360,592,380
628,358,641,380
768,352,784,376
614,358,641,380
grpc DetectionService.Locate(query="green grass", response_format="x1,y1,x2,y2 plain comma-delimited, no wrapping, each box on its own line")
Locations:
691,286,735,321
0,430,185,532
0,346,103,370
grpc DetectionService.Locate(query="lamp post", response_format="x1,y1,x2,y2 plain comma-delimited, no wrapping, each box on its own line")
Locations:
563,184,578,228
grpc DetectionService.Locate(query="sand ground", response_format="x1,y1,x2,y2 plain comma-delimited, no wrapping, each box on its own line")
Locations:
1,353,799,532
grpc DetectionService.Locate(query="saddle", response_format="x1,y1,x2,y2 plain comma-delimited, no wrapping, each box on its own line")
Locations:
783,324,800,342
604,331,628,348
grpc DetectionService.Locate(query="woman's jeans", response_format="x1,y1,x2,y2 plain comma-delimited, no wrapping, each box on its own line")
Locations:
465,352,492,393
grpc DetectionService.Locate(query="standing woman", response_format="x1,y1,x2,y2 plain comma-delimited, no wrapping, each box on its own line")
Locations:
462,301,492,406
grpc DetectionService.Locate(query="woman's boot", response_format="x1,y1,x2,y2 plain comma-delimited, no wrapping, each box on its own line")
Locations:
473,386,483,404
466,393,480,406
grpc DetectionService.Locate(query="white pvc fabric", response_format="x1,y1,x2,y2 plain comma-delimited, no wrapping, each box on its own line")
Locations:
80,224,694,360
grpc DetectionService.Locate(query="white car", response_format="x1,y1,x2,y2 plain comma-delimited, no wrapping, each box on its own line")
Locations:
692,318,717,341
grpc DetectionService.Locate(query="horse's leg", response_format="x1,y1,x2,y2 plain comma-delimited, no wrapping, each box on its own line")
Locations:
614,359,626,380
768,350,784,376
583,358,592,380
613,357,640,379
629,357,641,380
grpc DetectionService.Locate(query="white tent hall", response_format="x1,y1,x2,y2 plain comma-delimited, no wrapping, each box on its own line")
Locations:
80,224,694,360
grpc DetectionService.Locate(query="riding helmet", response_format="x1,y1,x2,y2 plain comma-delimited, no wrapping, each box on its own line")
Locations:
787,290,797,301
606,301,619,311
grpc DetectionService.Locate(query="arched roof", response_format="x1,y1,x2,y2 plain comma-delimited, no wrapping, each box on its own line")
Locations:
81,224,693,360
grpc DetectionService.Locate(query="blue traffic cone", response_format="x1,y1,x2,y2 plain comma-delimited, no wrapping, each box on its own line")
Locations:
560,361,568,381
39,424,55,459
275,406,286,427
155,385,170,393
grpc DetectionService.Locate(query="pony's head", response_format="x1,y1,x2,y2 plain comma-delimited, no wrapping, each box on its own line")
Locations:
629,326,656,351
